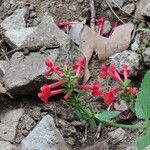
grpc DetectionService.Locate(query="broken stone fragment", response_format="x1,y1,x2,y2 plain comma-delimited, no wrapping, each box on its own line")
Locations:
110,50,141,76
19,115,68,150
0,108,24,142
134,0,150,21
0,141,18,150
0,8,27,31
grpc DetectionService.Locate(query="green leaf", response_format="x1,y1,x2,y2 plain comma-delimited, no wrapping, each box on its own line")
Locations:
136,134,150,150
135,70,150,119
95,111,120,122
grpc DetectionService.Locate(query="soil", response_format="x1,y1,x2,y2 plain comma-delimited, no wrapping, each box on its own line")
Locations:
0,0,149,149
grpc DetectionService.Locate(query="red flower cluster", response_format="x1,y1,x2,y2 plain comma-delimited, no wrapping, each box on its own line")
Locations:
38,57,102,103
38,57,137,111
99,64,137,106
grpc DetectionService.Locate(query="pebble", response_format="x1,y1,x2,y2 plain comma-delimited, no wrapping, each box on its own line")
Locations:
122,3,135,14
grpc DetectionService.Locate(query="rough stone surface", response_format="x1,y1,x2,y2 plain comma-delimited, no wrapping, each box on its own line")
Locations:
0,60,8,80
24,115,35,131
108,128,126,142
20,115,68,150
134,0,150,21
110,50,141,76
107,0,125,8
0,141,18,150
4,15,66,49
143,3,150,17
143,47,150,62
3,15,83,95
0,109,24,142
122,3,135,14
0,8,26,31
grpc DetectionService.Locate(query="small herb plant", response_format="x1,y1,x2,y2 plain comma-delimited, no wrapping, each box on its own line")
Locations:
38,57,150,150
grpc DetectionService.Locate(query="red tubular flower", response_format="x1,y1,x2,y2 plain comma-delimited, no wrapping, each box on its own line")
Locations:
96,17,106,35
109,21,118,37
73,57,85,76
64,92,71,100
129,87,137,95
56,21,77,28
44,59,61,76
102,87,121,106
78,83,102,96
108,64,122,82
38,84,64,103
99,64,108,78
120,64,129,80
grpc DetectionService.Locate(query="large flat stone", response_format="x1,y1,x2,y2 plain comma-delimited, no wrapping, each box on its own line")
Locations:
0,109,24,142
20,115,68,150
0,8,26,31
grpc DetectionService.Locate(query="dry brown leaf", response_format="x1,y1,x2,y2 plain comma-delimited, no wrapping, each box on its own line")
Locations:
79,23,134,83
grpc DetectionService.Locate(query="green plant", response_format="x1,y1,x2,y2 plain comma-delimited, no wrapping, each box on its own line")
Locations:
38,58,150,149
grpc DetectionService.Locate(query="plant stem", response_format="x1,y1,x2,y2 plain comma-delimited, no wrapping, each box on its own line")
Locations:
101,120,147,129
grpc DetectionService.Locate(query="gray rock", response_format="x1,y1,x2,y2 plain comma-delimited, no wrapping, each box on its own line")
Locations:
134,0,150,21
0,141,18,150
108,128,126,142
3,15,83,95
0,109,24,142
5,14,69,50
143,47,150,62
107,0,125,8
0,60,9,80
110,50,141,76
0,9,26,31
20,115,68,150
143,3,150,17
95,20,111,35
24,115,35,131
5,27,36,48
122,3,135,14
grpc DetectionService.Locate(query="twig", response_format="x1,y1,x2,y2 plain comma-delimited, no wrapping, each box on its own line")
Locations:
90,0,96,30
95,123,102,139
82,123,88,146
105,0,124,24
1,48,9,61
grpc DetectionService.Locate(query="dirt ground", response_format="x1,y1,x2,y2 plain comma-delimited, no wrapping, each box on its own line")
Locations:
0,0,148,149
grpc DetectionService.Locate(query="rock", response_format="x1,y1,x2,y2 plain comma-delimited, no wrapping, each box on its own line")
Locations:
24,115,35,131
0,109,24,142
0,141,18,150
5,27,36,48
3,15,83,95
110,50,141,76
83,140,109,150
0,60,8,80
131,34,140,51
5,14,69,49
66,137,75,146
95,20,111,35
143,3,150,17
143,47,150,62
134,0,150,21
20,115,68,150
0,8,26,31
122,3,135,14
107,0,125,8
108,128,126,142
29,12,37,18
103,20,111,35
